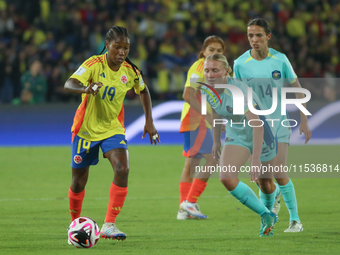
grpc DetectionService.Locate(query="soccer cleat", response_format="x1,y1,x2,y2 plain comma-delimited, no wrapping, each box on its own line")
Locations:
177,209,194,220
180,200,207,219
100,223,126,240
259,228,273,237
272,191,281,215
284,220,303,232
259,212,278,237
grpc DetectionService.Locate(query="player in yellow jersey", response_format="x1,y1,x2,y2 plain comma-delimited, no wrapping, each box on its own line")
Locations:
64,26,159,242
177,36,225,219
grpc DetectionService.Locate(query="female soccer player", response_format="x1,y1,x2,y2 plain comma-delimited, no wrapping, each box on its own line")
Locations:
178,36,225,220
233,18,312,232
199,53,278,236
64,26,159,241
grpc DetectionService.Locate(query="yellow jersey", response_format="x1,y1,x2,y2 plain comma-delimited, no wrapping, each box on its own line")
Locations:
179,58,211,132
70,54,145,141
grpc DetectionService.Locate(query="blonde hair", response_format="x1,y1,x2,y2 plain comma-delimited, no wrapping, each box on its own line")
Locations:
205,53,232,76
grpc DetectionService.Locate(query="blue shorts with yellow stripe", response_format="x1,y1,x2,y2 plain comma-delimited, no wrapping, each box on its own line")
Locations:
71,134,128,168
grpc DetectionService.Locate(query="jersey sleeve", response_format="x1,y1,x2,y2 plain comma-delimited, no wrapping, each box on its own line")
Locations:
184,60,205,90
70,57,96,85
232,60,241,79
282,54,297,84
133,74,146,94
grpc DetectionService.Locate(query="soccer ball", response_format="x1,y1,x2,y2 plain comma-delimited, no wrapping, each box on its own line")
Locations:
68,217,100,248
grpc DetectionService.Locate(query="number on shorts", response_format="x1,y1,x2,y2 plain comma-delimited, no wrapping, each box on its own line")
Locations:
77,138,91,154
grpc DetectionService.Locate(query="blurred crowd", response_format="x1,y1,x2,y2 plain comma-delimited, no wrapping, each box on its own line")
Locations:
0,0,340,104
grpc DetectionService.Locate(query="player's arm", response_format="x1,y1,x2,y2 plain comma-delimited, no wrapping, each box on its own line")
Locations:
182,87,212,125
64,78,103,96
211,108,222,160
284,55,312,143
245,111,263,182
290,79,312,144
139,85,160,145
232,62,241,80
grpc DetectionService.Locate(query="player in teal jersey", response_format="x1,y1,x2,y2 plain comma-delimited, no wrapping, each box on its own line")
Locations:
233,18,312,232
202,53,278,237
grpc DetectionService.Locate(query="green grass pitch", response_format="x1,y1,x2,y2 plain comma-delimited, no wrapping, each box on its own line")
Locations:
0,145,339,254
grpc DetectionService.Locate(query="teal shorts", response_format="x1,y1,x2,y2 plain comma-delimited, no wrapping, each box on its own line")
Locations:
276,121,291,144
277,134,290,144
224,134,278,162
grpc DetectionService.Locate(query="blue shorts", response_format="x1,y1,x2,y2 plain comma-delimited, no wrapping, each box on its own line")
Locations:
71,134,128,169
183,126,213,158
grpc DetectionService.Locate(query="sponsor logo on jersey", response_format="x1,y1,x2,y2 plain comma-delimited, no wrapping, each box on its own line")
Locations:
272,70,281,80
120,140,126,145
225,137,234,142
121,74,128,84
100,72,105,78
74,155,82,164
227,106,233,113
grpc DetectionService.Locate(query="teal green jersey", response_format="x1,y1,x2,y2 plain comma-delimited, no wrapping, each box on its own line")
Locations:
201,77,276,148
233,48,297,138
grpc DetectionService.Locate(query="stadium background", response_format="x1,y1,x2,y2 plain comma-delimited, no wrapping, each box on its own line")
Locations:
1,1,340,254
0,0,339,145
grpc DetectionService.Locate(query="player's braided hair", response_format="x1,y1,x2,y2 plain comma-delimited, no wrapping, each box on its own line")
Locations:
247,18,271,35
99,26,143,82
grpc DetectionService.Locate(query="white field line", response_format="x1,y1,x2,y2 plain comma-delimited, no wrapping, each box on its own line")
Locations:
0,195,230,203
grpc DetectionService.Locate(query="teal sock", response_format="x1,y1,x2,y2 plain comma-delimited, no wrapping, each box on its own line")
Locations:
275,182,281,196
259,182,279,211
279,179,300,222
229,181,269,217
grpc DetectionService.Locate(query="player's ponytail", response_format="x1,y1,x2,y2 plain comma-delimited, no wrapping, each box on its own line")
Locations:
99,45,106,55
125,57,144,83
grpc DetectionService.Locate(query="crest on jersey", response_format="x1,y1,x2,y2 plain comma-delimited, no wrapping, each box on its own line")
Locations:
121,75,128,84
272,70,281,80
74,155,82,164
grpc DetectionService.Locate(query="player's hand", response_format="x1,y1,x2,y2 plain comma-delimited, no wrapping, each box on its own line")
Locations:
142,121,160,145
250,157,261,182
212,141,221,161
221,124,226,133
299,121,312,144
204,112,213,127
85,82,103,96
